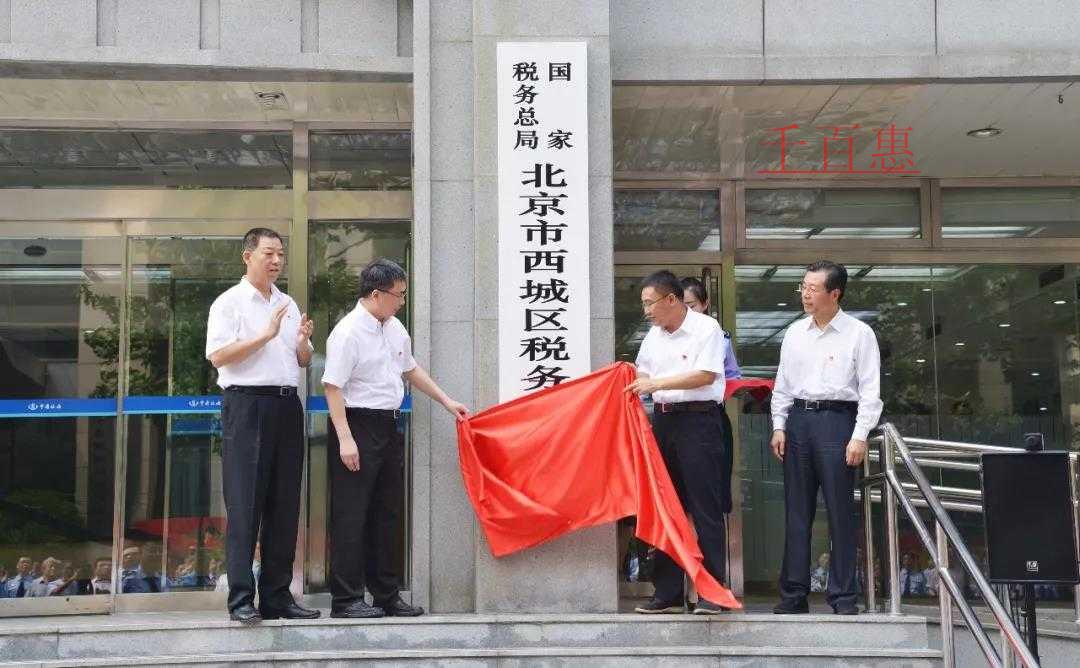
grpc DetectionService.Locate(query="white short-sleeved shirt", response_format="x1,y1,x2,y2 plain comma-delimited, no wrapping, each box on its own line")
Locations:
634,308,727,404
770,309,883,441
205,278,306,388
321,302,417,409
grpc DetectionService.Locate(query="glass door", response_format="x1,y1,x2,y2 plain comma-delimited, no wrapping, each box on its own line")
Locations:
116,222,289,611
0,225,122,617
305,220,412,597
612,263,739,605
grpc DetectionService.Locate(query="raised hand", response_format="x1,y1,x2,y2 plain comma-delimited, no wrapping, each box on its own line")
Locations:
297,312,314,346
263,304,290,341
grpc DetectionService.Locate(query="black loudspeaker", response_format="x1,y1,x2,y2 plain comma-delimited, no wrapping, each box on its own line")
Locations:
981,452,1080,584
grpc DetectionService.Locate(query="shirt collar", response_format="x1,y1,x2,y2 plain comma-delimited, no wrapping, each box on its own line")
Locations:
239,277,281,303
806,308,847,333
354,300,384,333
664,307,694,336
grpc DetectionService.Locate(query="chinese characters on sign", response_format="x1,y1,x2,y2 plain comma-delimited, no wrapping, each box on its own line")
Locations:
498,42,590,401
757,123,919,175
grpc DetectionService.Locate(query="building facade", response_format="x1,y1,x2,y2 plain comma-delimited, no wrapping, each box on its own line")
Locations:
0,0,1077,618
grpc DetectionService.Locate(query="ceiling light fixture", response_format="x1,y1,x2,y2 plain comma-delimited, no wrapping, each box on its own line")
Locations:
966,127,1002,138
998,323,1011,328
1053,299,1067,305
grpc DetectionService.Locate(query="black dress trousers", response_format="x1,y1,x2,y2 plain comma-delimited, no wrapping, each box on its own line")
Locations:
328,408,405,609
778,404,859,609
220,388,304,613
650,405,730,604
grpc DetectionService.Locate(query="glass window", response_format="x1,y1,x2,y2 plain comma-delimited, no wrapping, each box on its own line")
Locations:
0,130,292,189
309,132,411,191
306,221,411,594
614,190,720,251
0,237,120,601
931,264,1078,449
745,188,921,240
942,187,1080,239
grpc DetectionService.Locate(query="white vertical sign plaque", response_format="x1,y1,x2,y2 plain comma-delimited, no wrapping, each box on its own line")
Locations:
497,41,590,401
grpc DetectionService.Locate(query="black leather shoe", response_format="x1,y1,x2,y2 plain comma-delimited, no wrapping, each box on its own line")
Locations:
634,597,685,614
229,603,263,624
832,604,859,616
378,595,425,617
772,598,809,614
691,599,730,615
261,602,321,620
330,600,385,618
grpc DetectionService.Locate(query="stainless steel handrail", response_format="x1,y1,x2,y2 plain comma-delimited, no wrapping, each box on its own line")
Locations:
863,423,1040,668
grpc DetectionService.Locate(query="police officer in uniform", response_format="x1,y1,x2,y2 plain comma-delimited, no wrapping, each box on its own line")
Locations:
206,227,319,623
323,259,468,618
770,261,882,615
627,270,730,615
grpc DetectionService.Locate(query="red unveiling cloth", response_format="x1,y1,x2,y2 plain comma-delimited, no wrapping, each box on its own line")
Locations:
725,377,774,403
456,361,741,609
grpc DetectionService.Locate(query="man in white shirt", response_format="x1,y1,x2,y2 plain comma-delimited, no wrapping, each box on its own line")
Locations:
627,270,730,615
89,558,111,595
205,227,319,624
0,557,32,598
770,261,882,616
323,258,467,619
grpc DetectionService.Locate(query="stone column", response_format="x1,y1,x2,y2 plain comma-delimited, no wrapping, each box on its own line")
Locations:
417,0,615,613
470,0,616,613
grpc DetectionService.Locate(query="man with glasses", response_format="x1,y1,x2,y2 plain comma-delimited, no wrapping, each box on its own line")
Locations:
626,270,730,615
770,260,882,616
206,227,319,623
323,258,468,618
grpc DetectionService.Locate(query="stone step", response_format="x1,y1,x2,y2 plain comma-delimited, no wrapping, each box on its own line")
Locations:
0,612,933,664
2,645,945,668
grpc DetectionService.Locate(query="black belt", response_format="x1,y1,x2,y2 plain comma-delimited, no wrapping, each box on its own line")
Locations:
655,400,722,414
794,398,857,411
226,385,297,398
346,406,402,420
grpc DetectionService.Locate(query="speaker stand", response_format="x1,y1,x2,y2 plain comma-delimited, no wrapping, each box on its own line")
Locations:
1021,584,1040,664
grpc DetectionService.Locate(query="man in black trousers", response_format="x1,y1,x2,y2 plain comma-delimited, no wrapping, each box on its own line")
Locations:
322,259,468,618
627,270,731,615
206,227,320,623
770,261,882,615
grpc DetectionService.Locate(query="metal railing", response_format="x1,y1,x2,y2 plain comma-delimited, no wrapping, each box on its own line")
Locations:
858,423,1080,668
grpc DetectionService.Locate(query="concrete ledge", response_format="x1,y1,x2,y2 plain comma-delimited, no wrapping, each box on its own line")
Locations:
0,612,935,664
1,645,945,668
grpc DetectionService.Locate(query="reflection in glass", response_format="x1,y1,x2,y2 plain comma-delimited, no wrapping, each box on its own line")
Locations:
0,130,292,189
942,188,1080,239
121,237,266,594
307,222,411,593
310,132,411,191
614,190,720,251
746,189,921,240
0,238,119,600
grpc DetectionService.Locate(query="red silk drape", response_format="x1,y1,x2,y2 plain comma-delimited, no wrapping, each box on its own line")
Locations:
455,362,741,609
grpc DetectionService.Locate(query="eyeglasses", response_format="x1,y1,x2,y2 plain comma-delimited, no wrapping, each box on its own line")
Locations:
796,282,826,295
379,288,407,301
641,295,671,311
